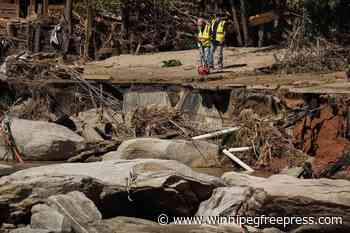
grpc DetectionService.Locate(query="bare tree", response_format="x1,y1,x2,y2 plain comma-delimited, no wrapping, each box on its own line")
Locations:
239,0,249,46
230,0,243,46
63,0,73,54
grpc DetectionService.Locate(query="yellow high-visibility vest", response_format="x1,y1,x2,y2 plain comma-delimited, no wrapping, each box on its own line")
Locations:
198,24,211,47
216,20,226,43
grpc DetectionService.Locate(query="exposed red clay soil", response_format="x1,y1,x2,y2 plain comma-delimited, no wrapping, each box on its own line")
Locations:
293,105,350,175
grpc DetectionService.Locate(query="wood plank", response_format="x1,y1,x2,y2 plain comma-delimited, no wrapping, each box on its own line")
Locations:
0,3,18,18
249,11,278,27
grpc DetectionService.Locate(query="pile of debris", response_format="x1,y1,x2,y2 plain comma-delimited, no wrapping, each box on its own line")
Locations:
231,109,308,172
130,105,206,138
274,37,350,73
0,52,82,81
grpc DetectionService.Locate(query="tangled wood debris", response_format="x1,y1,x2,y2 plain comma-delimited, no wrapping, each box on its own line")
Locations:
131,105,206,138
90,0,203,54
230,109,308,172
274,32,350,74
1,52,82,81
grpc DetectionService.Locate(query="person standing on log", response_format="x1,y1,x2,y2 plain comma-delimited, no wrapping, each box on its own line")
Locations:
197,18,212,74
211,14,227,70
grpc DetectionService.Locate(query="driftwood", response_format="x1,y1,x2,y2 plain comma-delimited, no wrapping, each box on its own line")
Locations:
230,0,243,46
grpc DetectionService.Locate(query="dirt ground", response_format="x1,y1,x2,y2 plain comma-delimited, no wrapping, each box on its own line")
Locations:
83,47,350,94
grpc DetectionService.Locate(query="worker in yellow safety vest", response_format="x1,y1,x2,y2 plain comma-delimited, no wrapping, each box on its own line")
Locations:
197,17,213,70
211,15,226,70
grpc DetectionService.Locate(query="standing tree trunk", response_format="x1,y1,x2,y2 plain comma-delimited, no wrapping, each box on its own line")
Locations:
120,1,130,53
230,0,243,46
34,23,41,52
43,0,48,16
239,0,249,46
84,0,94,59
63,0,73,54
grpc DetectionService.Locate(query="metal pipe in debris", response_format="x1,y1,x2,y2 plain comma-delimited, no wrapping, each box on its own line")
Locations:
192,127,240,140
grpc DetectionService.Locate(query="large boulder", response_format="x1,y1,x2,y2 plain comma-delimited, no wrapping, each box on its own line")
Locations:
31,204,70,233
222,172,350,231
88,216,255,233
196,187,267,217
48,191,101,233
31,191,101,233
0,118,85,161
223,172,350,207
103,138,221,168
0,159,224,225
10,227,51,233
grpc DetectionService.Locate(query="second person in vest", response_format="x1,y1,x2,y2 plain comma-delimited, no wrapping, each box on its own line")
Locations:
210,14,226,70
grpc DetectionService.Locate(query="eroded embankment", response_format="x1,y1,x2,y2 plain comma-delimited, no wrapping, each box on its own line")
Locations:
121,84,350,177
0,80,349,178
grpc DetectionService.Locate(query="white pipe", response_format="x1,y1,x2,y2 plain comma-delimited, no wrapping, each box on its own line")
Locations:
192,127,240,140
228,147,251,153
223,149,254,172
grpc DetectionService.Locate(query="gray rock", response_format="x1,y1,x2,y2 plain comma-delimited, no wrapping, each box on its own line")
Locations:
222,172,350,230
0,118,84,161
88,216,250,233
289,224,350,233
263,228,285,233
31,204,71,233
47,192,101,233
222,172,350,207
104,138,221,167
10,227,51,233
196,187,267,217
0,159,223,225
